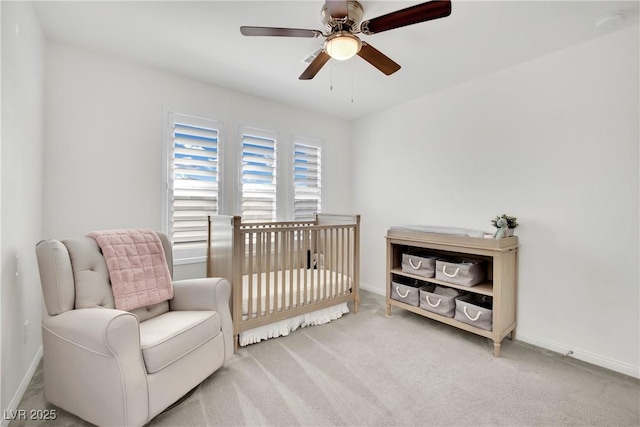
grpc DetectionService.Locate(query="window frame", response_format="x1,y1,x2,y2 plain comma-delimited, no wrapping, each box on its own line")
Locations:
163,111,223,264
292,137,323,221
238,125,279,222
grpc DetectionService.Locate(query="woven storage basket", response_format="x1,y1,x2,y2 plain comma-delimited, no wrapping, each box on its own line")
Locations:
419,284,459,318
391,279,422,307
435,258,486,287
454,293,493,331
401,253,438,278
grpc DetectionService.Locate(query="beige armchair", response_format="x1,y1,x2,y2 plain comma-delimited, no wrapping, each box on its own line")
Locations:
35,232,233,427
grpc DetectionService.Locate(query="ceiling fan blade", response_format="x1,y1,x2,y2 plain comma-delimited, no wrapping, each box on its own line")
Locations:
357,42,401,76
299,51,331,80
360,0,452,35
325,0,349,19
240,26,321,38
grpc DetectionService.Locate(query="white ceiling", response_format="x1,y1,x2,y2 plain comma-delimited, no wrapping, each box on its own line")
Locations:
33,1,639,120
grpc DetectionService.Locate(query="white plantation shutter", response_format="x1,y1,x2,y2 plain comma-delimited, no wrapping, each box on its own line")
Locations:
241,129,277,222
169,114,220,259
294,141,322,221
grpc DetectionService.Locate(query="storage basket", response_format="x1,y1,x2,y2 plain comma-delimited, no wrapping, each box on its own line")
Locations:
419,284,459,318
401,253,438,278
454,293,493,331
390,277,422,307
435,258,486,287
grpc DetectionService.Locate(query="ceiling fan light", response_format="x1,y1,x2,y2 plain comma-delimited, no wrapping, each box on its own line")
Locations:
324,33,361,60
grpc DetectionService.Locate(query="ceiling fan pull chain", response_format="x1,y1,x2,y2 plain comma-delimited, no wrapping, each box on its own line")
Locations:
351,60,355,103
349,61,355,104
330,60,334,91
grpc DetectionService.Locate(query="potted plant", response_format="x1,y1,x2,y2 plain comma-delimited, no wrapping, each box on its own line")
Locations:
491,214,518,236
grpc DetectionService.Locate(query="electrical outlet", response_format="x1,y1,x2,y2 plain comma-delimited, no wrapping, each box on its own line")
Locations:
24,321,29,344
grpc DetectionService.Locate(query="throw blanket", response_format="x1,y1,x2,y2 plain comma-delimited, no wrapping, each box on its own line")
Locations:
87,229,173,311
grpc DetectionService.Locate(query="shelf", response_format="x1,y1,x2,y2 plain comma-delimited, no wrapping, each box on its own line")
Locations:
390,268,493,296
386,228,518,357
388,299,493,339
386,230,518,253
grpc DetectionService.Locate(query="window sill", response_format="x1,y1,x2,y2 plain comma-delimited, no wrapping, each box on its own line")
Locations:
173,255,206,266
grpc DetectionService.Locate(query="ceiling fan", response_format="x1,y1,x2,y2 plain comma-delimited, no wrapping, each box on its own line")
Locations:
240,0,452,80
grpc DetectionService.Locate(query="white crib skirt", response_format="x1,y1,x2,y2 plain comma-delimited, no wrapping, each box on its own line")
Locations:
239,302,350,347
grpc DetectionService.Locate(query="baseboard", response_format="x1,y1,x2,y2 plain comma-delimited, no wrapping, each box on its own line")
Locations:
516,331,639,379
2,346,43,427
359,282,384,296
359,282,639,379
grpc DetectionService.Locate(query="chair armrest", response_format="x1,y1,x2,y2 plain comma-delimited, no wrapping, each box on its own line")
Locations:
170,278,233,362
170,277,231,311
42,308,140,356
41,308,148,426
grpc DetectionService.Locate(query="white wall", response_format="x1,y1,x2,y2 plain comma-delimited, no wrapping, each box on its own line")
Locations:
1,1,45,418
352,25,639,377
43,42,353,279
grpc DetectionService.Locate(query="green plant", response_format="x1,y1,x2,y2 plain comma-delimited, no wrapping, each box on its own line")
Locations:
491,214,518,229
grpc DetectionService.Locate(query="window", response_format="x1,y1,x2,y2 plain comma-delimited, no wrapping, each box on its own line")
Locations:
166,112,220,262
293,140,322,221
241,128,277,222
164,114,324,261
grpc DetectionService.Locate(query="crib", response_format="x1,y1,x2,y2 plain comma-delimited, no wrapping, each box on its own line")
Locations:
206,214,360,352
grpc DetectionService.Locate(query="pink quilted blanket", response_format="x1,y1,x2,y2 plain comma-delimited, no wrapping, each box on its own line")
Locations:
87,229,173,311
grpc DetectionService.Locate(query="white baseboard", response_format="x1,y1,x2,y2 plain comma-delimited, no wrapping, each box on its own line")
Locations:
359,282,639,379
359,282,384,296
516,331,639,379
2,346,43,427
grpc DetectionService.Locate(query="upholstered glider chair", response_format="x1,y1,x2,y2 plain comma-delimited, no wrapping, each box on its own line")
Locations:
35,231,233,427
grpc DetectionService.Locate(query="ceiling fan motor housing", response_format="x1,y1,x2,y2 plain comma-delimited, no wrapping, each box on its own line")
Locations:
321,0,364,33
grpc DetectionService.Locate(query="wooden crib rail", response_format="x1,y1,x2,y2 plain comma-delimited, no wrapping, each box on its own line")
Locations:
207,214,360,352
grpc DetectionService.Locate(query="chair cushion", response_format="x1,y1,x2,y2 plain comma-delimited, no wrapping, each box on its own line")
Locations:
130,301,170,323
36,239,76,315
64,238,115,309
139,311,221,374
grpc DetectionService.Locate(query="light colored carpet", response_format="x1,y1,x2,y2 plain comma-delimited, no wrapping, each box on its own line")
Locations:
11,290,640,426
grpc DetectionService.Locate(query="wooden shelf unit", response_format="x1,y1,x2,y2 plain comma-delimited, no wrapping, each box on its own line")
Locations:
386,229,518,357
